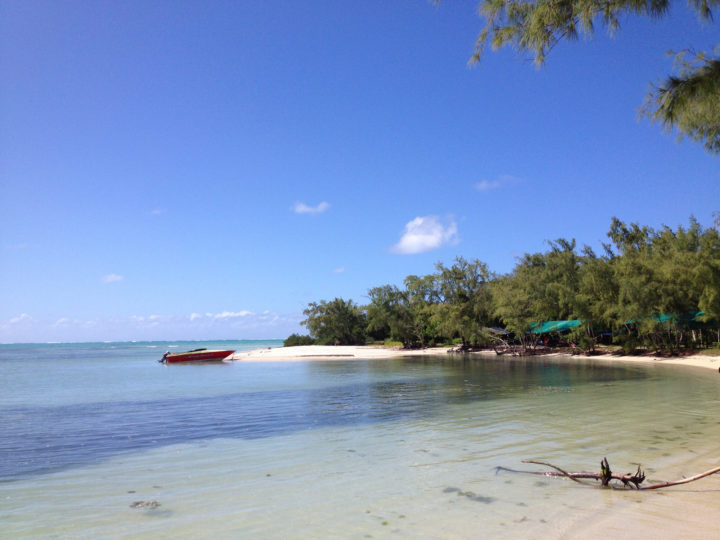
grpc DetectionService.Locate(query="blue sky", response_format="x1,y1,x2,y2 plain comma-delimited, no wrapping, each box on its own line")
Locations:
1,1,718,343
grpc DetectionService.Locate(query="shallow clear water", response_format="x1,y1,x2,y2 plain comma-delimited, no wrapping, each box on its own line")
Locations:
2,343,719,538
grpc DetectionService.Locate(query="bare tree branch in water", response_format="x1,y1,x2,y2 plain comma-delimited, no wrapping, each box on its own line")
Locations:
497,458,720,490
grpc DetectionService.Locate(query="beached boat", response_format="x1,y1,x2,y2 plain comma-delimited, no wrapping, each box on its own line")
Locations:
160,348,235,364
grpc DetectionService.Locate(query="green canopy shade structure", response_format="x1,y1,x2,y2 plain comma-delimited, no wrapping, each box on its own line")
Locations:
529,319,583,334
625,312,709,326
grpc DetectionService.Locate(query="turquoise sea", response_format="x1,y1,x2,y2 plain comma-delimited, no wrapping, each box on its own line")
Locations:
1,341,719,538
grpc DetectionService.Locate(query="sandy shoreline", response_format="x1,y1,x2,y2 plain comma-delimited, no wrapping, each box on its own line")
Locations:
230,345,450,361
230,345,720,372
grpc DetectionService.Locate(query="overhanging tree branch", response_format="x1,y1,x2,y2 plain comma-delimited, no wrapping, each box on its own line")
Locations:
465,0,720,153
642,51,720,152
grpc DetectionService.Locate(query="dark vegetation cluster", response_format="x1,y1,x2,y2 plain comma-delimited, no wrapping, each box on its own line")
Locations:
286,217,720,355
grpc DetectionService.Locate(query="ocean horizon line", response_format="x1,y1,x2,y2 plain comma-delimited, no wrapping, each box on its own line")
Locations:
0,338,285,347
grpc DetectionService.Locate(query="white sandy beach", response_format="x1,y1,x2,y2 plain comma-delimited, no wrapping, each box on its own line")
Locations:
230,345,720,372
230,345,450,361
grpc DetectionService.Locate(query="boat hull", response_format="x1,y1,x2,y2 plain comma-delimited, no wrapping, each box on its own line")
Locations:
162,350,235,363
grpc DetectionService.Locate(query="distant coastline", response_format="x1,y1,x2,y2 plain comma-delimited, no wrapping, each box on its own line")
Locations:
0,339,284,347
231,345,720,372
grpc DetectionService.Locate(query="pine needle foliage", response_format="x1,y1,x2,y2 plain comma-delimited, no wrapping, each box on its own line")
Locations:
301,217,720,353
467,0,720,153
642,50,720,152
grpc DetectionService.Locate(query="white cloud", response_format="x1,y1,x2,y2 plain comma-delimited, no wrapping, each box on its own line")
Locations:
0,310,306,343
391,216,459,255
293,201,330,214
9,313,32,324
101,274,124,283
150,208,166,216
475,174,521,192
475,179,501,191
332,266,345,274
214,310,253,319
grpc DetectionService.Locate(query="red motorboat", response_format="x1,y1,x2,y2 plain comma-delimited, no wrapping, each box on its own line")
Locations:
160,348,235,363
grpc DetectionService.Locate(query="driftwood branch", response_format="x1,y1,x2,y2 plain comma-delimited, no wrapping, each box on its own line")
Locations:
642,465,720,490
520,458,645,488
521,460,585,484
498,458,720,490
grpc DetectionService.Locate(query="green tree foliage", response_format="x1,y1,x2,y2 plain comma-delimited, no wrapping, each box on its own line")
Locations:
366,258,495,348
575,246,618,349
303,218,718,354
601,217,720,350
490,219,720,352
491,271,540,350
283,333,316,347
491,242,581,349
301,298,367,345
469,0,720,152
539,239,583,320
366,285,414,346
605,218,663,330
433,257,495,346
367,276,441,348
403,273,442,347
643,51,720,152
697,225,720,323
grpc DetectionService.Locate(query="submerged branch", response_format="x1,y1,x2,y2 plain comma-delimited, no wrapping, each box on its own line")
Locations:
521,459,585,484
642,465,720,490
501,458,720,490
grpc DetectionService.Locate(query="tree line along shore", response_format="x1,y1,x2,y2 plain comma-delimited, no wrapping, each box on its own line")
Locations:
286,217,720,356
